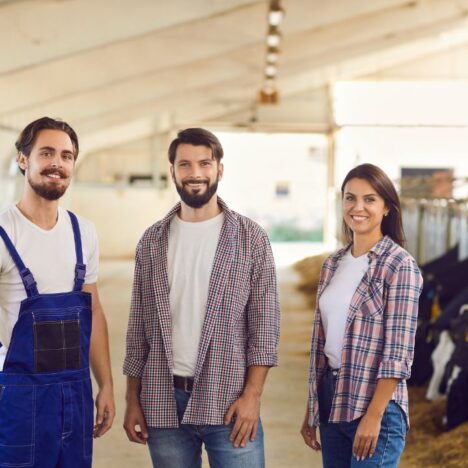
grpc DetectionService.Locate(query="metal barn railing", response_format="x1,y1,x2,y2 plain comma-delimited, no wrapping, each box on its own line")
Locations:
402,199,468,265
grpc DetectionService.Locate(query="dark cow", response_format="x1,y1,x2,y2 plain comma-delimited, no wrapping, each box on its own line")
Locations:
444,307,468,430
435,286,468,331
409,252,468,386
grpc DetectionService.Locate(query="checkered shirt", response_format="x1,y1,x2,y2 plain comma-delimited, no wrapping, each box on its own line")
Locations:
123,197,280,427
308,236,423,427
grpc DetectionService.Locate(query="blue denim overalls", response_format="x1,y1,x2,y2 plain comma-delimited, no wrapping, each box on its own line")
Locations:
0,211,93,467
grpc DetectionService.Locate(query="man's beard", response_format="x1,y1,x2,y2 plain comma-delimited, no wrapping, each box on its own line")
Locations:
28,169,68,201
175,177,219,209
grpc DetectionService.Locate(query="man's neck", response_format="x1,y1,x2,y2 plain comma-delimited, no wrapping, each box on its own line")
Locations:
17,192,60,231
178,195,221,222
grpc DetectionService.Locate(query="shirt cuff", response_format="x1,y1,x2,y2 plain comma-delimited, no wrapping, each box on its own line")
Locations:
308,398,320,427
247,351,278,367
123,356,146,377
377,359,410,380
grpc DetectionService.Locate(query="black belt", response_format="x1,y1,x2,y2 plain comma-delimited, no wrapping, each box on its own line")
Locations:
173,375,194,392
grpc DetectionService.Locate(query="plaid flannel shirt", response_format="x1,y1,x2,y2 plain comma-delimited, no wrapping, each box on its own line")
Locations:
308,236,423,427
124,197,280,428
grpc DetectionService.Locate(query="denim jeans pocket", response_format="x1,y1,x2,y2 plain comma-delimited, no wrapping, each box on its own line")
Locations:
0,384,35,467
383,400,408,447
390,401,409,434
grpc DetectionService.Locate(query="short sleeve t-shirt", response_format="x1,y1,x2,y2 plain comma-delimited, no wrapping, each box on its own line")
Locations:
0,205,99,369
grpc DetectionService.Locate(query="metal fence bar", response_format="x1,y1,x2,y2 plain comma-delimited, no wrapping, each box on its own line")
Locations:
402,198,468,264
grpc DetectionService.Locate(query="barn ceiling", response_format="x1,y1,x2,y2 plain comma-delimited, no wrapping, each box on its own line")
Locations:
2,0,468,159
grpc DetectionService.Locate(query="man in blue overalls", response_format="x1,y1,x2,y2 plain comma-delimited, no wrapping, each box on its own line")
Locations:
0,117,115,467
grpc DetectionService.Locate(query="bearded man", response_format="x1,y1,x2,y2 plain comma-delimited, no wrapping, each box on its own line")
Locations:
123,127,280,468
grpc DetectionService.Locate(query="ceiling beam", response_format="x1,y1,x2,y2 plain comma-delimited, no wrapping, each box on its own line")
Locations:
2,0,468,138
0,0,265,75
0,0,463,127
0,0,413,114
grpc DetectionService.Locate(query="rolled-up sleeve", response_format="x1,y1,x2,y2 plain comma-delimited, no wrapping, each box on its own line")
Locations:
246,231,280,367
377,257,423,380
123,242,149,377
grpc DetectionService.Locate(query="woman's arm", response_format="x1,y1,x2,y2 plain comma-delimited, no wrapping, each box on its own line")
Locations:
353,256,423,461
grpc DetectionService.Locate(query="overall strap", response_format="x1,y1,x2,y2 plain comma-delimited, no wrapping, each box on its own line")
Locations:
0,226,39,297
67,211,86,292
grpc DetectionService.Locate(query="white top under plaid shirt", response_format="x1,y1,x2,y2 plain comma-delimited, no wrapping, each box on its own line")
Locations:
308,236,423,427
124,198,280,428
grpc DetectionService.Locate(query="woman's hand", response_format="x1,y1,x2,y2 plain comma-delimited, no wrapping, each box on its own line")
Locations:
352,410,382,461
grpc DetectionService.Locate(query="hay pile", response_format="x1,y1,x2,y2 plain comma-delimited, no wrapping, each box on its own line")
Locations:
401,387,468,468
294,254,468,468
294,253,330,307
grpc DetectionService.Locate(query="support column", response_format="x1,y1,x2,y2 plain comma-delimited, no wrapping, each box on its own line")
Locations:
0,127,21,207
324,84,338,248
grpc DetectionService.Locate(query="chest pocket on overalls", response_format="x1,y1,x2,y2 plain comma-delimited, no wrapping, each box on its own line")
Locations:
33,309,81,373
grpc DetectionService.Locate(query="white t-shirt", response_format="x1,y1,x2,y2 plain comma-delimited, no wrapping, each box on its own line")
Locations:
0,205,99,370
319,249,369,369
167,212,224,377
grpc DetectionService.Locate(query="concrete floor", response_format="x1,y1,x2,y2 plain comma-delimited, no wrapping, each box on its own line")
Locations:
92,261,321,467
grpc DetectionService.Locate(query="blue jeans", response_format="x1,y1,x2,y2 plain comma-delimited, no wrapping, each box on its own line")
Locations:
318,368,407,468
147,388,265,468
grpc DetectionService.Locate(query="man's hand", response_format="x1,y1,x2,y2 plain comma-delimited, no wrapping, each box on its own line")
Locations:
300,410,321,451
123,398,149,444
84,282,115,439
352,411,382,461
93,385,115,438
224,390,260,448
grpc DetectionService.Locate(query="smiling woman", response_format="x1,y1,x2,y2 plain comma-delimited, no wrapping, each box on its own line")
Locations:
301,163,423,468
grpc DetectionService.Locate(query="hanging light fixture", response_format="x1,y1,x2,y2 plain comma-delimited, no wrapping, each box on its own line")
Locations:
266,25,281,47
268,0,284,26
265,64,277,77
258,0,285,104
266,46,280,63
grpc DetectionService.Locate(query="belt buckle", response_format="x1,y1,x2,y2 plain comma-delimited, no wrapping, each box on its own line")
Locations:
181,377,193,393
184,377,191,393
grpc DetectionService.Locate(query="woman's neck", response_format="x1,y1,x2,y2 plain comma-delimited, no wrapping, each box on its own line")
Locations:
351,232,383,257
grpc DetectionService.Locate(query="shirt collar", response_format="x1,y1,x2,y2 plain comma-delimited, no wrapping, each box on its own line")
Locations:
331,235,394,264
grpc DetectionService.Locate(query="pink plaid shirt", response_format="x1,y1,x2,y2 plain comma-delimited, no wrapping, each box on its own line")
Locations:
124,198,280,427
308,236,423,427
